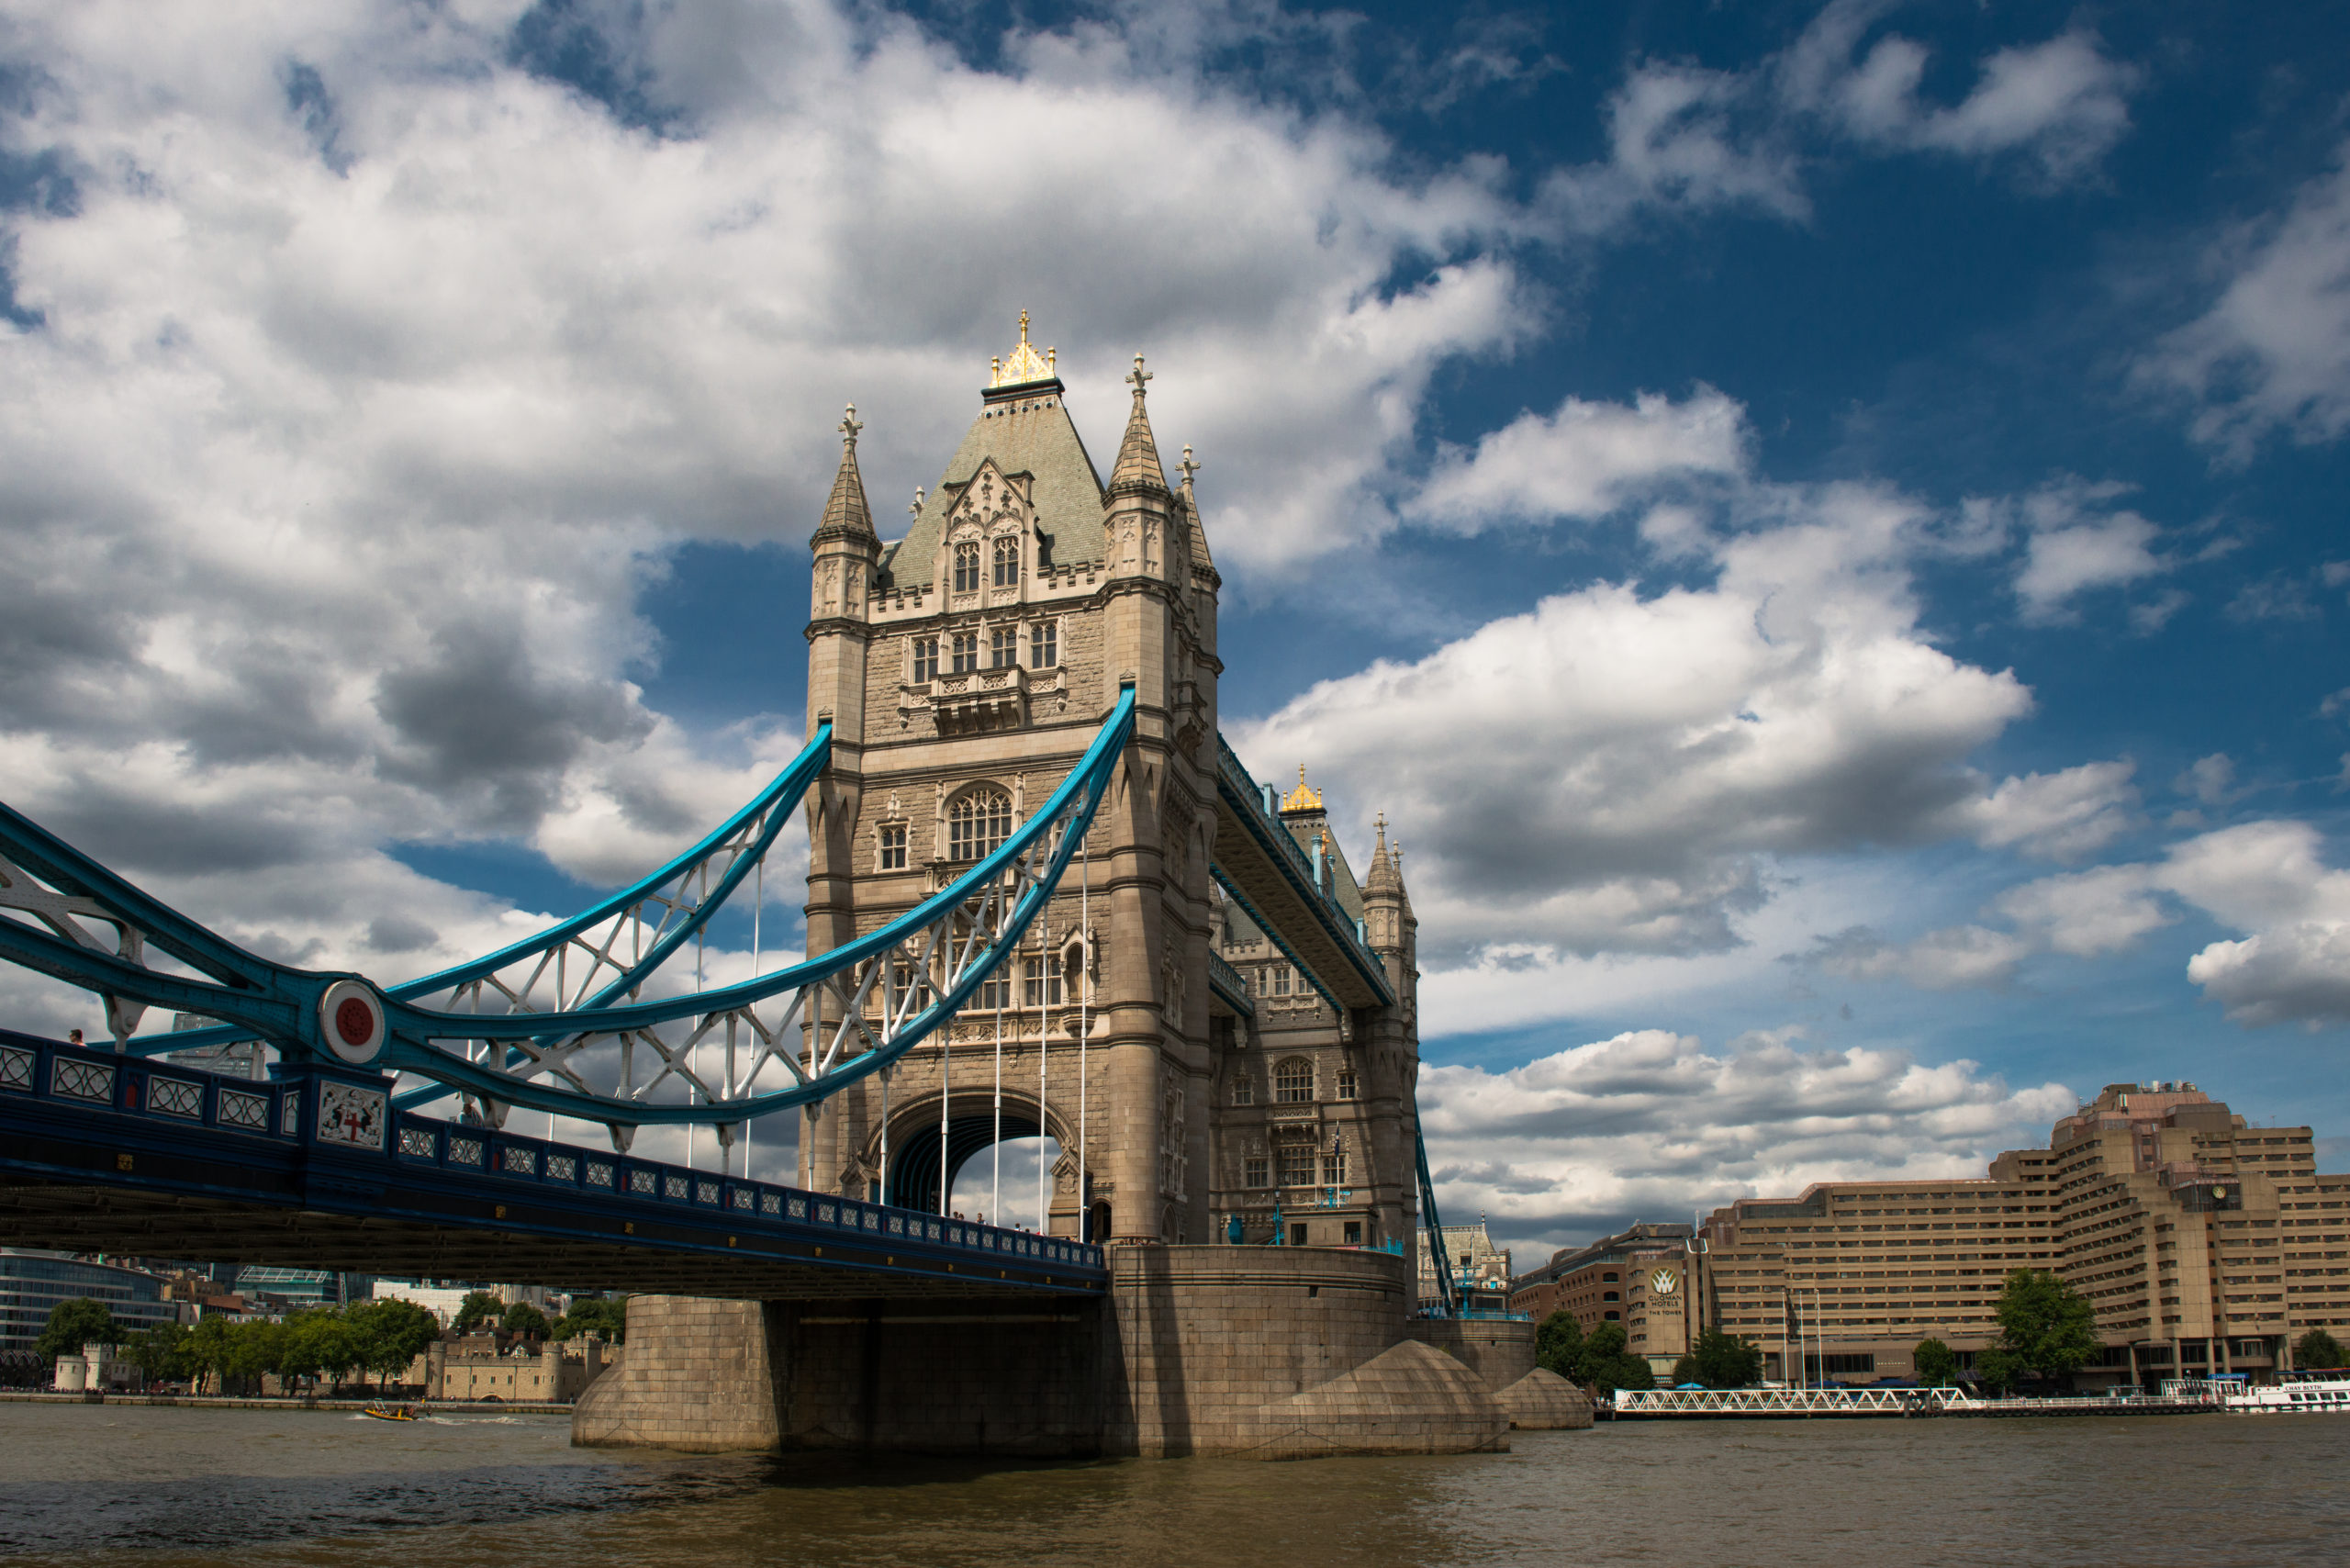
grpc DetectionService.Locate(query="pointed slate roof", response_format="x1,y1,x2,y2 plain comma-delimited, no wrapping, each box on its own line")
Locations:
1110,354,1169,494
811,404,876,546
889,391,1109,580
1177,443,1215,577
1366,814,1401,897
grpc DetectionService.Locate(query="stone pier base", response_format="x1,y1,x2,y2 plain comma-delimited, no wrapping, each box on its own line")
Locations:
576,1249,1524,1459
573,1296,783,1451
1108,1247,1505,1457
1494,1369,1595,1429
1406,1316,1592,1428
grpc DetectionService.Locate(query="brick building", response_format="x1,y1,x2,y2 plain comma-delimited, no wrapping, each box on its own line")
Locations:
1510,1080,2350,1387
1507,1223,1698,1380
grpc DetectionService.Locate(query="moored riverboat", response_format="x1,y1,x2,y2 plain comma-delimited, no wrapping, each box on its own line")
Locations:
2226,1372,2350,1414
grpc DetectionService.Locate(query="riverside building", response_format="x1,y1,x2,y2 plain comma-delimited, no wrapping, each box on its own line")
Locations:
0,1249,175,1383
1510,1081,2350,1387
1508,1224,1702,1379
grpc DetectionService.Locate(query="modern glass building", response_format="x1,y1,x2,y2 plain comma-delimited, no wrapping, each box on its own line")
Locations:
233,1266,362,1307
0,1249,174,1361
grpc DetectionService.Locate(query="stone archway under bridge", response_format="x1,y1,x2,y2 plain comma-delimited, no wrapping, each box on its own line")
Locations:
878,1101,1091,1232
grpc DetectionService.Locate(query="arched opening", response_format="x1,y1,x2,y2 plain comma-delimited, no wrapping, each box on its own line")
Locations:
952,1134,1060,1231
886,1114,1064,1230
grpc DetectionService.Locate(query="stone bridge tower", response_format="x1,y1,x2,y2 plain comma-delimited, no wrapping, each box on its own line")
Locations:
800,319,1223,1245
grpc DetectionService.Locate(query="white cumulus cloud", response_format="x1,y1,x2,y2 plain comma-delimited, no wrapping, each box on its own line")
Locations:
1405,386,1750,531
1419,1027,2075,1256
2141,143,2350,460
1236,478,2037,967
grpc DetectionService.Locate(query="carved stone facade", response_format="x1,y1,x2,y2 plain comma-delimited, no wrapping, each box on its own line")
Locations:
799,322,1420,1250
1210,778,1421,1252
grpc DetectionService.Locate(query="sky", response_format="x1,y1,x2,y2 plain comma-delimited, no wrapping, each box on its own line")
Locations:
2,0,2347,1258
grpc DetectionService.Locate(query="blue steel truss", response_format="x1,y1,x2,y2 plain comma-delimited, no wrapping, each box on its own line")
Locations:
0,691,1136,1143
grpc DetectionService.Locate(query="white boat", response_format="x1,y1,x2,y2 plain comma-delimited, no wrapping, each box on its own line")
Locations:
2227,1371,2350,1414
2164,1372,2350,1413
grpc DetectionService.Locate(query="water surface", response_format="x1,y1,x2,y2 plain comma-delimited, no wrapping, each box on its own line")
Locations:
4,1404,2344,1566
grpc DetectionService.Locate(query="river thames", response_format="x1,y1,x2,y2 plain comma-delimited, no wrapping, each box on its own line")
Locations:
1,1404,2344,1566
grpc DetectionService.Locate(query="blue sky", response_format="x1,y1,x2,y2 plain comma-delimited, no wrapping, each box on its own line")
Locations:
1,0,2345,1252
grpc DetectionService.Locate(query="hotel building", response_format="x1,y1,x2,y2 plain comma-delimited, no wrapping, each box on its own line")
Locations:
1510,1081,2350,1386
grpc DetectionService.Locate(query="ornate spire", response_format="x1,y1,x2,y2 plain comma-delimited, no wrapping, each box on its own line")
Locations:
1110,353,1169,493
813,403,876,543
991,309,1056,387
1366,812,1401,895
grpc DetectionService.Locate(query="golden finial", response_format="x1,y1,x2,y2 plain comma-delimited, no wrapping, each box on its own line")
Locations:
1280,764,1322,813
993,311,1054,387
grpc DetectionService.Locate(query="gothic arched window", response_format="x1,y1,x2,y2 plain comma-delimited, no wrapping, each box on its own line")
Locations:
946,788,1013,862
952,541,981,594
991,534,1021,588
1274,1057,1314,1103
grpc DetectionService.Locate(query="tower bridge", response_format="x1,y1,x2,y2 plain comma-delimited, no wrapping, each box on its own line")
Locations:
0,320,1588,1456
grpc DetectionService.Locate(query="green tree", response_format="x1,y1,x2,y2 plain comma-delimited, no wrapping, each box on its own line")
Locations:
551,1295,628,1344
312,1314,362,1391
350,1298,440,1394
1974,1347,2026,1394
1533,1310,1585,1383
36,1298,119,1361
281,1310,359,1393
1912,1338,1961,1387
452,1291,505,1334
500,1302,552,1338
1579,1321,1657,1395
1684,1327,1763,1388
1988,1269,2099,1385
184,1316,238,1394
2295,1328,2347,1370
122,1321,192,1385
221,1319,286,1394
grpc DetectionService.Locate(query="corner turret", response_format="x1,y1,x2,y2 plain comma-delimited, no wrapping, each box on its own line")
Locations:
810,404,880,626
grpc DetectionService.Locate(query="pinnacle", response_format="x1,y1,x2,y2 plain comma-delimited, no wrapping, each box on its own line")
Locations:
813,402,876,544
1367,812,1402,895
1179,443,1216,575
1109,354,1169,494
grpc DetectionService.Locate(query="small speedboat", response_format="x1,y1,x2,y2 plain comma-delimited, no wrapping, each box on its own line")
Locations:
362,1405,419,1421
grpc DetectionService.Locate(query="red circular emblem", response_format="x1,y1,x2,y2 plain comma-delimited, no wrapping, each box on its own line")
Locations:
336,996,375,1047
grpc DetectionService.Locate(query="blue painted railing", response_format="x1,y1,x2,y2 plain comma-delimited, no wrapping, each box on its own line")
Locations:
0,1028,1104,1282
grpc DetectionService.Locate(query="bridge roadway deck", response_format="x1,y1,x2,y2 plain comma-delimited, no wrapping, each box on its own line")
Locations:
0,1031,1102,1301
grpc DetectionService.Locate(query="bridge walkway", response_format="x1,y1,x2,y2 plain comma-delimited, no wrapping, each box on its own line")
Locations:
0,1030,1102,1300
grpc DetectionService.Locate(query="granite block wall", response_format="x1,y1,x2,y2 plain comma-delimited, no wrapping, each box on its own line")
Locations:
1404,1316,1537,1392
572,1296,784,1451
574,1249,1519,1460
